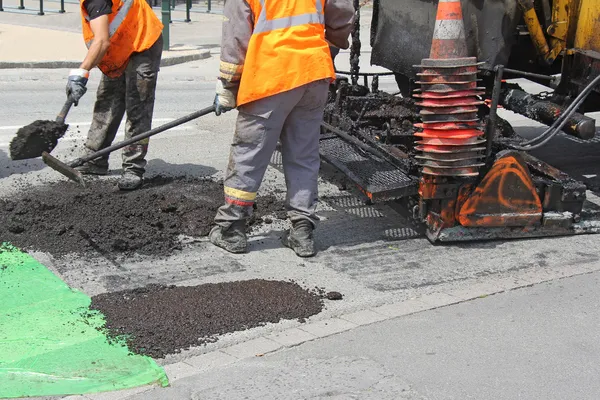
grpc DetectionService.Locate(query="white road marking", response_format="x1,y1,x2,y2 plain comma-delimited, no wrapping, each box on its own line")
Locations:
0,118,176,131
586,191,600,207
0,118,200,147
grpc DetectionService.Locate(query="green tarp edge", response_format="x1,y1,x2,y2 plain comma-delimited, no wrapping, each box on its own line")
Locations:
0,244,169,398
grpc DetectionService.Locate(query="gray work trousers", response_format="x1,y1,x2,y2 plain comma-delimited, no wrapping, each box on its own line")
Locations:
84,34,163,174
214,79,330,228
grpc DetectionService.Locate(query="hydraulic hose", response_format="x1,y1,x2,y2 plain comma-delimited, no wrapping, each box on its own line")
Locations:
508,74,600,151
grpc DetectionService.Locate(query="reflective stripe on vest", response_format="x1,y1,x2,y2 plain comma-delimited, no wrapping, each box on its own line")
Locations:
85,0,135,48
253,0,325,34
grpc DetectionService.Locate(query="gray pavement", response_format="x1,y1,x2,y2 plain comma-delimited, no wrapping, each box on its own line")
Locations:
130,270,600,400
2,6,600,400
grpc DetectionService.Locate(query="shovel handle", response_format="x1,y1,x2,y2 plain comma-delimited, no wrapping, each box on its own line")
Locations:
56,99,74,124
70,105,217,167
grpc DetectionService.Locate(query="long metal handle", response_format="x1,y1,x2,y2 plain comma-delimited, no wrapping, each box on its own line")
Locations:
70,105,216,167
56,99,74,124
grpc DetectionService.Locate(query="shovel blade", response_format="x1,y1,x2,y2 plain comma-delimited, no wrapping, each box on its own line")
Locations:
9,120,69,161
42,151,86,188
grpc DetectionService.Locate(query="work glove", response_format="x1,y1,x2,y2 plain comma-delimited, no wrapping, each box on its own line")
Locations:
66,68,89,106
214,79,236,116
329,45,340,62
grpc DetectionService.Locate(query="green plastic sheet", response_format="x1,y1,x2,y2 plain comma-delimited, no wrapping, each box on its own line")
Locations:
0,244,169,398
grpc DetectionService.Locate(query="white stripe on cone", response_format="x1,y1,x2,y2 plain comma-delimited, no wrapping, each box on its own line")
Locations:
433,19,466,40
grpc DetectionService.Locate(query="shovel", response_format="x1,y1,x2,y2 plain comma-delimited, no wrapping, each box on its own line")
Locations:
9,99,74,160
42,105,216,188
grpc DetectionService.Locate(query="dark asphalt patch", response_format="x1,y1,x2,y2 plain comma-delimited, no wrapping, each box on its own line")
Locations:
9,120,69,160
0,176,286,258
90,279,325,358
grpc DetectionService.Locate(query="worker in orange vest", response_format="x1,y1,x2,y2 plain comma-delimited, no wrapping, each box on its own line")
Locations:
209,0,354,257
67,0,164,190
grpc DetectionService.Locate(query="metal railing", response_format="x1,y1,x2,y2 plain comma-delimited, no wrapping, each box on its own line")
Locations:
0,0,221,16
159,0,223,50
0,0,220,52
0,0,65,14
151,0,222,14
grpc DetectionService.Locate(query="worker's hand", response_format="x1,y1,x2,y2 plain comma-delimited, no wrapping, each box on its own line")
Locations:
66,68,89,106
214,79,236,116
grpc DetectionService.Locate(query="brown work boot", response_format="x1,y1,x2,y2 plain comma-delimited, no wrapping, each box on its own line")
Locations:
282,220,316,257
75,160,109,175
209,220,248,254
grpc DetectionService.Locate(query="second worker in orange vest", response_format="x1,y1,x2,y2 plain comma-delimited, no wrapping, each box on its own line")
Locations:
68,0,164,190
209,0,354,257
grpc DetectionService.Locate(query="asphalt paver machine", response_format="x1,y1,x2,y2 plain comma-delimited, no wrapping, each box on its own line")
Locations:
319,0,600,242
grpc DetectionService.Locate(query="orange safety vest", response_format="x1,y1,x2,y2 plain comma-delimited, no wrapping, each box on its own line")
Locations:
80,0,163,78
237,0,335,106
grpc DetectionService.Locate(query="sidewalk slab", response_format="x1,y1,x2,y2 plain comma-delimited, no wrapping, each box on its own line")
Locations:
267,328,318,347
221,337,282,359
298,318,357,337
0,23,211,69
86,385,154,400
371,299,429,318
183,350,238,371
162,361,199,381
340,309,388,326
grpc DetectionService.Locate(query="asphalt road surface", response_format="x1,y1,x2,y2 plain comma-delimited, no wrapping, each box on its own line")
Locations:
1,56,599,366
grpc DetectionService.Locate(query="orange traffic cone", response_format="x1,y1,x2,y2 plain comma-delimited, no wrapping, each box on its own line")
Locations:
429,0,468,59
413,0,485,177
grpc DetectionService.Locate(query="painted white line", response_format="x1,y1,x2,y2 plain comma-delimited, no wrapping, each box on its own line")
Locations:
0,126,196,148
583,174,597,179
0,118,178,131
587,191,600,207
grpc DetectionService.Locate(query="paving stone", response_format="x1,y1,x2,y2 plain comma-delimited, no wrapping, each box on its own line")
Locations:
267,328,318,347
371,299,429,318
339,309,388,326
163,361,199,381
417,292,461,308
87,385,154,400
485,276,530,292
184,350,238,371
550,264,594,278
298,318,357,338
446,282,502,301
222,337,283,359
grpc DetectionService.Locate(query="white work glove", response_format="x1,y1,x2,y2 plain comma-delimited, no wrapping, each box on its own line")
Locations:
66,68,89,106
214,79,236,116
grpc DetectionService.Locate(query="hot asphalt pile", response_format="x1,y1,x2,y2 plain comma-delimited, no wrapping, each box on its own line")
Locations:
9,120,69,160
0,176,286,257
90,279,326,358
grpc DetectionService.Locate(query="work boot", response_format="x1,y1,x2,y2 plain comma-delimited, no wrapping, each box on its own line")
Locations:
118,171,143,191
209,221,248,254
75,160,108,175
282,220,316,257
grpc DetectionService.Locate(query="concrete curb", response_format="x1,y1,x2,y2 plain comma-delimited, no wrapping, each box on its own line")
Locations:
63,261,597,400
0,50,211,69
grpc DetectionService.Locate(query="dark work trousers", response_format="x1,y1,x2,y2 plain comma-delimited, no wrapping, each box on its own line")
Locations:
83,34,163,175
214,79,330,229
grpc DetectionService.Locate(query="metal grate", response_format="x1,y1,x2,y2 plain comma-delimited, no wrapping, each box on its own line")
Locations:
319,136,417,201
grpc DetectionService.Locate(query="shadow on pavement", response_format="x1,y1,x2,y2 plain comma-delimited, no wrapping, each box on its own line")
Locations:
264,148,423,251
0,149,46,179
522,125,600,193
143,158,218,178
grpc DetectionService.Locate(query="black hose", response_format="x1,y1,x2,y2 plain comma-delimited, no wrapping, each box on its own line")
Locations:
508,74,600,151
